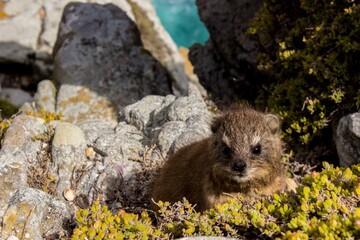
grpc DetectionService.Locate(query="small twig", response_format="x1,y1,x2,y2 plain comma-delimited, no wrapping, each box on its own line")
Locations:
88,145,108,157
20,208,33,240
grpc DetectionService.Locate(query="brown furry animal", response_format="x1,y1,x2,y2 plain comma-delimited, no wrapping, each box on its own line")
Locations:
152,106,292,211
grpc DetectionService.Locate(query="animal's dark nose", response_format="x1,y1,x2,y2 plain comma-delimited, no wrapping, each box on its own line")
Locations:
233,160,247,173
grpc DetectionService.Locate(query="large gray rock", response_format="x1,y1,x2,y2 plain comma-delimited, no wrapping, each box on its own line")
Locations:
189,0,264,104
0,0,133,62
1,188,70,240
121,90,212,157
53,2,172,112
335,112,360,167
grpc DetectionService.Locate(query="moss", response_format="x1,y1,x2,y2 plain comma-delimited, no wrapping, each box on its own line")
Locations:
0,99,19,118
72,163,360,239
0,118,12,141
25,109,62,123
247,0,360,165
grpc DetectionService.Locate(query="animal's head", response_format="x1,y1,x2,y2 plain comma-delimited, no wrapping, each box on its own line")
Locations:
210,107,283,185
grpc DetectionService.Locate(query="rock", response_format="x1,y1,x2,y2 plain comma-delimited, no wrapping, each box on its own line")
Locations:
0,0,134,79
0,0,42,63
0,88,33,107
51,122,87,196
128,0,189,96
53,2,172,112
33,79,56,112
63,188,76,201
157,121,186,156
0,115,47,217
77,119,115,143
1,188,70,240
0,1,132,104
41,0,134,54
121,95,176,134
121,91,212,156
189,0,265,104
56,84,118,126
335,112,360,167
0,0,188,101
0,0,52,89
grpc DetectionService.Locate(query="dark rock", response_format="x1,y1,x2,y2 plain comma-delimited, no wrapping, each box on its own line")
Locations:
189,0,264,105
53,2,172,111
335,112,360,167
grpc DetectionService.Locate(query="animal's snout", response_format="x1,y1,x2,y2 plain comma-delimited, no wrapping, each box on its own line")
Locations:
233,160,247,173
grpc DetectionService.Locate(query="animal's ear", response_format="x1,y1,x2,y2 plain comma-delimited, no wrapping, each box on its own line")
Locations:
265,114,280,134
211,116,222,133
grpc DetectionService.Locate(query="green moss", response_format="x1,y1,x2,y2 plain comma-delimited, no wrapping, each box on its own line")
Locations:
247,0,360,164
72,163,360,239
0,99,19,118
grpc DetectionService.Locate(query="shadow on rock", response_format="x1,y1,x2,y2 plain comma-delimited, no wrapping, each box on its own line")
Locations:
0,41,53,91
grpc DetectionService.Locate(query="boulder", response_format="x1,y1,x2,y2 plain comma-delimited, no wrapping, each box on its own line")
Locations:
335,112,360,167
189,0,264,104
53,2,172,116
1,188,70,240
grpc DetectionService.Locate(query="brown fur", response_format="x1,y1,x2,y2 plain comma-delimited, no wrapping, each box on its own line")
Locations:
151,106,289,211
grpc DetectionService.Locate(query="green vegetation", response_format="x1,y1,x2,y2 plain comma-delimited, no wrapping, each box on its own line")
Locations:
72,163,360,239
0,99,18,118
248,0,360,163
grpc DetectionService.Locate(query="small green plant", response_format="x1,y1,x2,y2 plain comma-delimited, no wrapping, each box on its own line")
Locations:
72,201,165,240
72,163,360,239
247,0,360,164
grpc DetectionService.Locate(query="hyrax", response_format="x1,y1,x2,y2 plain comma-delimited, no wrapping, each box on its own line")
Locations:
152,106,292,211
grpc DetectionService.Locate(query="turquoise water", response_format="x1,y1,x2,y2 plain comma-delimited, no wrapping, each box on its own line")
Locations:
151,0,209,48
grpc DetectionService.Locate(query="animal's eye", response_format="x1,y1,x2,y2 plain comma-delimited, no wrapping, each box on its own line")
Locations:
252,144,262,155
222,145,232,158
